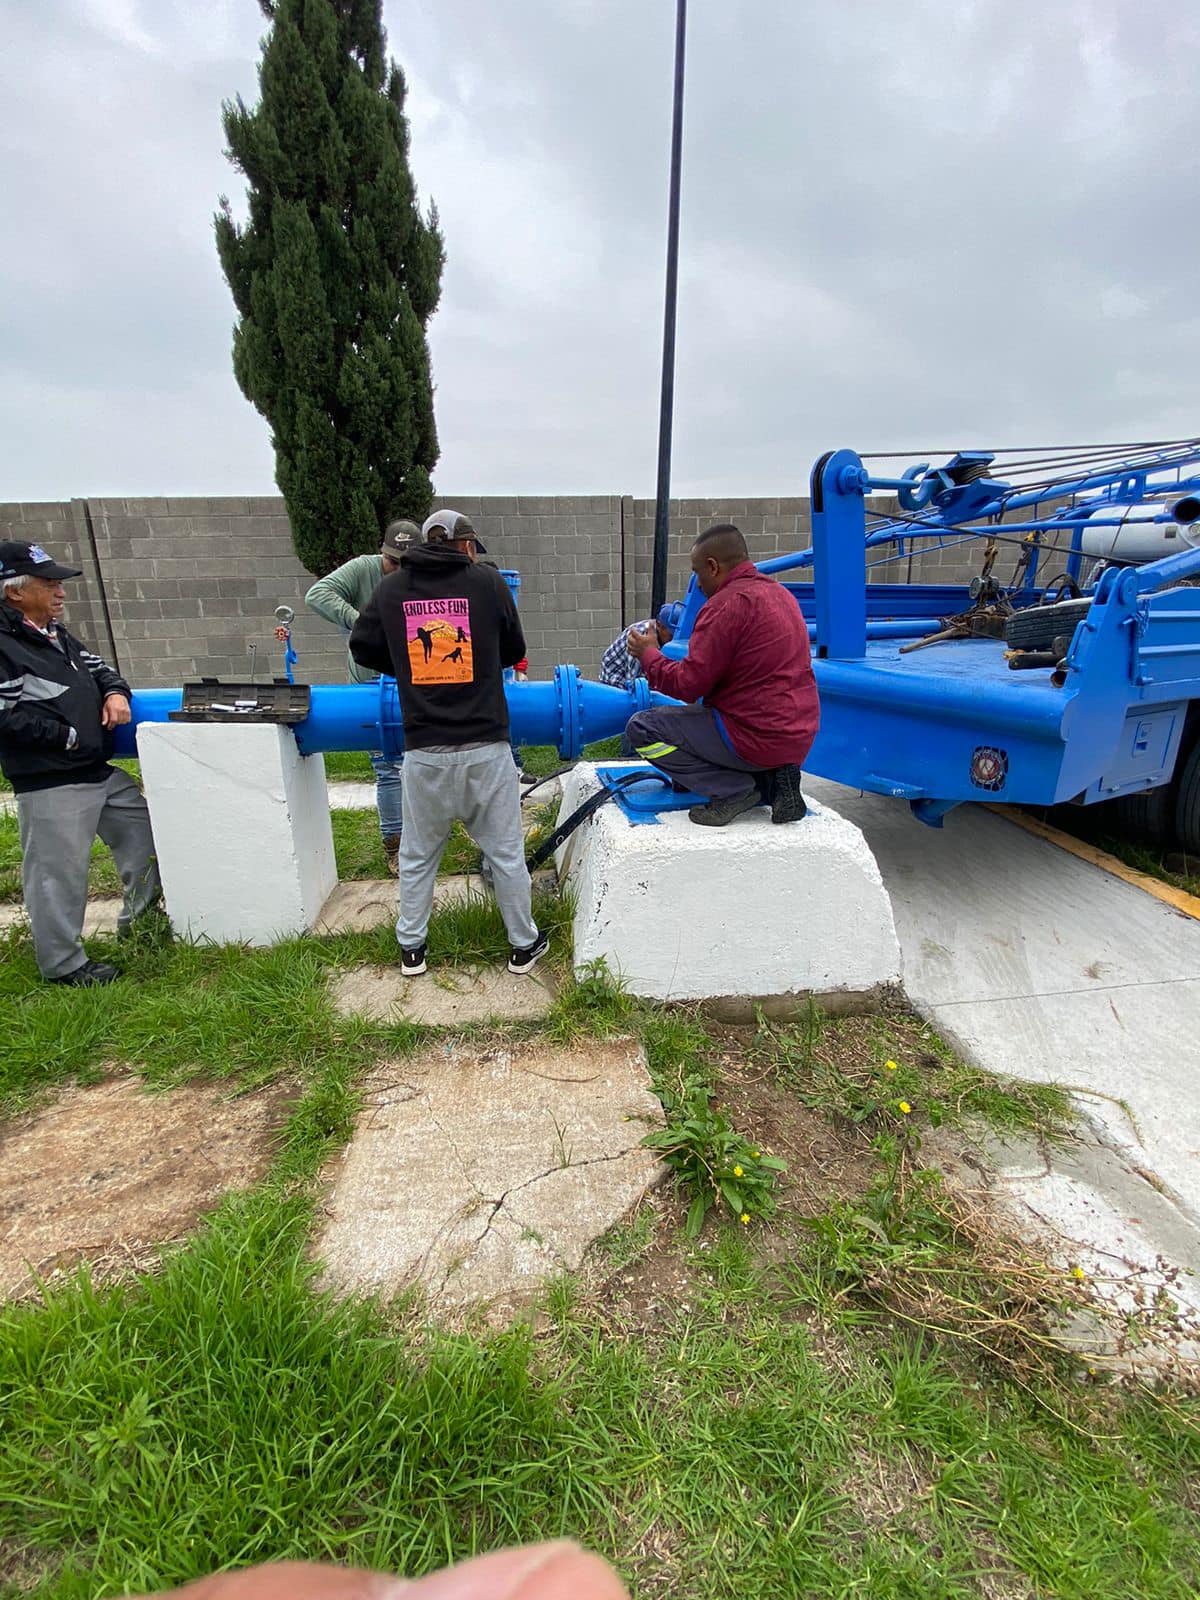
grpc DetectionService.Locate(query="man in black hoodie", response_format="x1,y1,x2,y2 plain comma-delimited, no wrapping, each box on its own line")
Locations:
0,541,161,985
349,510,548,978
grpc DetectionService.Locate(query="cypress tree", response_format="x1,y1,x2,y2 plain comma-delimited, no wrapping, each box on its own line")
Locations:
216,0,444,573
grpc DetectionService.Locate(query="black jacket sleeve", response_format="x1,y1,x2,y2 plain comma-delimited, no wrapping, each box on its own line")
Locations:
75,637,131,701
0,637,71,750
349,591,393,676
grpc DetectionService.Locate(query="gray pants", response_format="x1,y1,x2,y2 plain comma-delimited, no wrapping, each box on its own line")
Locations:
625,705,760,800
17,768,161,979
397,742,538,951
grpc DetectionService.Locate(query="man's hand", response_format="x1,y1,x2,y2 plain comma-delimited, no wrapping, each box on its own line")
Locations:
139,1541,629,1600
102,693,132,730
626,624,657,663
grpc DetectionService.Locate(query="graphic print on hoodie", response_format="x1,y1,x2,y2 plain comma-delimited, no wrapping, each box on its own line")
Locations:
404,597,472,685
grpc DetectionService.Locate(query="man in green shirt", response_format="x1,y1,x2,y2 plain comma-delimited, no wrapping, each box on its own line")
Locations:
305,520,419,873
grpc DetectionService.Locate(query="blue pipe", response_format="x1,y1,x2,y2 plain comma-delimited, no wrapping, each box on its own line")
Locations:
112,670,676,761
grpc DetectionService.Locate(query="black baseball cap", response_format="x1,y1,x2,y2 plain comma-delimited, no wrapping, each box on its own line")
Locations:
0,540,82,581
381,519,420,560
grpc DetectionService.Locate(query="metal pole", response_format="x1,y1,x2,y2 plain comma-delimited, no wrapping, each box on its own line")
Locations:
651,0,687,617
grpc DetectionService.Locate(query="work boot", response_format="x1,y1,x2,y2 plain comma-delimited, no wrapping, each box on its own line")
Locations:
51,958,119,988
383,834,401,876
752,770,777,806
769,765,807,825
688,790,760,827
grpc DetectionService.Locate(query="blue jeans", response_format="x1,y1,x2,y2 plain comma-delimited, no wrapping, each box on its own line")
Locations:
369,752,404,838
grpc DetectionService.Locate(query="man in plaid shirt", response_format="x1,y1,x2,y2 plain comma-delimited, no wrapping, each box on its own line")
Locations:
600,602,682,688
601,603,682,755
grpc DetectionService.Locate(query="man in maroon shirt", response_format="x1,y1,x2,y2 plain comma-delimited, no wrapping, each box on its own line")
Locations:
625,523,818,825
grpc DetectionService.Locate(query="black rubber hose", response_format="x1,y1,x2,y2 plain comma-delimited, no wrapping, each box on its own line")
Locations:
526,771,653,871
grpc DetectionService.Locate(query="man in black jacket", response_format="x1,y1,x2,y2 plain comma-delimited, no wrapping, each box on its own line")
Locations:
0,541,161,985
349,510,548,978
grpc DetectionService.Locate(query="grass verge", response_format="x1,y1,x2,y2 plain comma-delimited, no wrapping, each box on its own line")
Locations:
1,957,1197,1598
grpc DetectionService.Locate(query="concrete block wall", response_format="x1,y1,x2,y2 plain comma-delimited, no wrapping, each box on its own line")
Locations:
625,497,816,621
6,489,1073,686
0,494,628,685
413,495,625,679
0,500,111,661
85,497,351,688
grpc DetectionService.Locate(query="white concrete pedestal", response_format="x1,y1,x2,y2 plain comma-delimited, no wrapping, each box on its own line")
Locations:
555,763,901,1010
137,723,338,946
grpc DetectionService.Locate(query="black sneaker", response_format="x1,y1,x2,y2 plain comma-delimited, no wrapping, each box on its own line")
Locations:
508,930,550,975
51,959,119,987
769,765,807,824
688,791,760,827
400,944,427,977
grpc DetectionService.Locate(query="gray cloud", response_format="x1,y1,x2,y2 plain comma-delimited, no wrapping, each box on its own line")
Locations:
1,0,1197,501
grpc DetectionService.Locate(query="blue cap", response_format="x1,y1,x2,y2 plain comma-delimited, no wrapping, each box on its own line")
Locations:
656,601,683,631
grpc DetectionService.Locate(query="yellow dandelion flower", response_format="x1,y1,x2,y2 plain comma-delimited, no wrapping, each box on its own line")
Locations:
751,1150,761,1159
898,1101,912,1115
885,1059,899,1072
733,1165,744,1178
740,1213,750,1225
1072,1265,1086,1281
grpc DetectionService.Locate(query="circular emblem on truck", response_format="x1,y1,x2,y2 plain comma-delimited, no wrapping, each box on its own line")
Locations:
970,746,1008,792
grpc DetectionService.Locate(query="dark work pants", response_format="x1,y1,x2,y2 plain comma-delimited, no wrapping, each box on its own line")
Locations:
624,705,760,801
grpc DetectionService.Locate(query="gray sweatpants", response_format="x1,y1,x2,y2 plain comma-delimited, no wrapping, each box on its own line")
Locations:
397,742,538,951
17,768,161,979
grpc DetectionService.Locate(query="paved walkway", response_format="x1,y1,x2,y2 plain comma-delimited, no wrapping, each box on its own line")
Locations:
2,775,557,817
808,778,1200,1308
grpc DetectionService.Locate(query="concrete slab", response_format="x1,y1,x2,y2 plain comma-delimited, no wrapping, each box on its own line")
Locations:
806,779,1200,1226
928,1120,1200,1376
327,777,561,819
314,1037,665,1316
1,870,559,945
0,898,123,937
554,762,901,1005
331,962,556,1026
806,777,1200,1324
327,781,376,810
315,875,489,935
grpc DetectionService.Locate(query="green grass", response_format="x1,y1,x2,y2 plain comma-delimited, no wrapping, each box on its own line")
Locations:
753,1002,1073,1142
1,934,1197,1597
2,1167,1197,1598
0,883,570,1118
2,743,589,900
1,807,487,903
1035,803,1200,898
321,751,375,782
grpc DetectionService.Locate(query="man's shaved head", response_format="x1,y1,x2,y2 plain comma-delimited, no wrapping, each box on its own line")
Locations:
693,523,748,567
690,523,749,598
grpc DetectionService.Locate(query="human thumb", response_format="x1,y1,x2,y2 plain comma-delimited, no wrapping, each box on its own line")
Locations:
378,1541,629,1600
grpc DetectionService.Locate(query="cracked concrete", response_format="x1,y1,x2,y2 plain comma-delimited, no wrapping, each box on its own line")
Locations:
927,1116,1200,1377
313,1037,666,1317
331,961,557,1026
806,776,1200,1363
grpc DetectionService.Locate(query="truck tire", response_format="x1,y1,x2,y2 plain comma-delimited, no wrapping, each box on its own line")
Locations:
1004,597,1093,652
1174,740,1200,855
1113,784,1176,847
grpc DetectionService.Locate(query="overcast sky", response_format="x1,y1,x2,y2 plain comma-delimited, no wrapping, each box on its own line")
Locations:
2,0,1197,500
